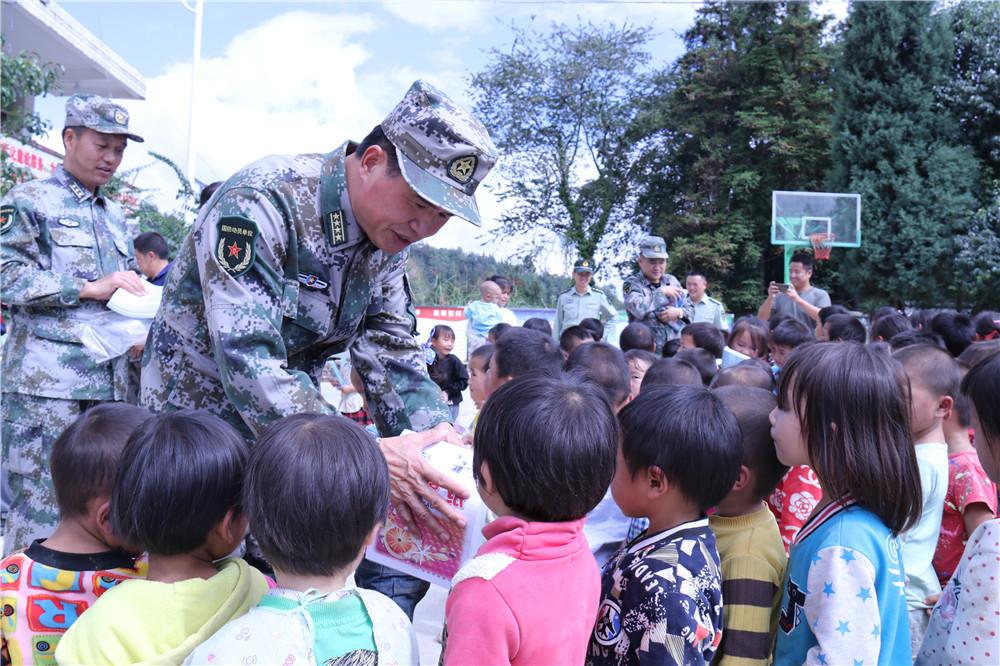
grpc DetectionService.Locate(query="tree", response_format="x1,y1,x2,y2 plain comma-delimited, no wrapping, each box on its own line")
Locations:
942,1,1000,192
405,243,608,308
828,2,980,308
1,36,62,196
636,2,834,313
103,152,195,252
469,22,653,269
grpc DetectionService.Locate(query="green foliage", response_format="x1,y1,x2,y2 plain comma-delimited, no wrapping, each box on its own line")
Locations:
469,22,653,265
828,2,980,307
941,1,1000,191
102,153,195,253
636,2,834,314
955,185,1000,311
405,243,614,309
0,35,62,196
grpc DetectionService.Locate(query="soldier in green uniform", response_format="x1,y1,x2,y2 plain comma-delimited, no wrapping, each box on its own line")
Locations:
140,80,496,616
683,271,726,329
554,258,617,337
622,236,687,354
1,95,147,555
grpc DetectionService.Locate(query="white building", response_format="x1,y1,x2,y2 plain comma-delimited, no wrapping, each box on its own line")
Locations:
2,0,145,175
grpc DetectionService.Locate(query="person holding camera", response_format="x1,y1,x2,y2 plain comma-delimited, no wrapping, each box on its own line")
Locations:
757,251,830,327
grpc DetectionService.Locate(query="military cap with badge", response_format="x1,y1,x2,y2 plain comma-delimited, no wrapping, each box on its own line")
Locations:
573,258,595,274
64,94,144,142
638,235,668,259
381,79,498,227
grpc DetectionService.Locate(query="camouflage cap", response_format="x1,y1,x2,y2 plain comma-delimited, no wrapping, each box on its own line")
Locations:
381,80,497,226
64,94,144,142
639,236,668,259
573,258,595,273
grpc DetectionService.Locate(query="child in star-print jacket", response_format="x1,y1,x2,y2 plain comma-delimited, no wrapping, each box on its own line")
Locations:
770,344,921,665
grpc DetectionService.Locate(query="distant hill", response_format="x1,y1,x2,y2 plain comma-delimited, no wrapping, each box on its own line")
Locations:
406,243,621,309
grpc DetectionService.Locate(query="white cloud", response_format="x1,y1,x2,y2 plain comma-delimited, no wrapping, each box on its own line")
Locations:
381,1,492,31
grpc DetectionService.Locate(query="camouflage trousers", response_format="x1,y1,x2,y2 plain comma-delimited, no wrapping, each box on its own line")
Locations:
1,393,96,556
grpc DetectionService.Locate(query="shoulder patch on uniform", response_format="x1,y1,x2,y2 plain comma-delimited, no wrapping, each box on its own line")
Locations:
0,205,15,235
622,281,633,295
216,216,258,277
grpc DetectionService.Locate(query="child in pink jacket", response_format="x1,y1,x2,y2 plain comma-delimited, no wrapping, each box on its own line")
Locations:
442,373,619,665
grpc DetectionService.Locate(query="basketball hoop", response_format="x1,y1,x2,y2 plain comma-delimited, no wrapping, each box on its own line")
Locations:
810,233,835,261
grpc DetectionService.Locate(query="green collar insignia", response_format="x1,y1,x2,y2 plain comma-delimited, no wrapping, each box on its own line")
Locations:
216,216,258,277
320,144,351,247
325,209,347,246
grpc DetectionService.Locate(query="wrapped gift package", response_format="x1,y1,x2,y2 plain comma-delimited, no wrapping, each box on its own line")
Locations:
365,439,488,587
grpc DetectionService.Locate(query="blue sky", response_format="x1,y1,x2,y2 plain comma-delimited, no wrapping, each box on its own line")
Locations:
33,1,844,275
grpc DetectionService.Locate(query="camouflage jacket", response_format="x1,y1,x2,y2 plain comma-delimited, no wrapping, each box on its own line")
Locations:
140,143,450,439
0,166,134,400
622,271,686,351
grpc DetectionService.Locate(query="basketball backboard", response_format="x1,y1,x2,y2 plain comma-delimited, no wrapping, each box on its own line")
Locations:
771,191,861,247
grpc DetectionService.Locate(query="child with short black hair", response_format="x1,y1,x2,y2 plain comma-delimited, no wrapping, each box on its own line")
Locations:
624,349,658,401
893,344,954,654
0,404,150,665
620,322,655,353
680,322,726,359
580,317,606,341
640,357,702,390
487,322,512,343
186,414,416,664
770,343,921,665
427,324,469,423
824,313,867,343
709,386,788,666
522,317,553,337
57,410,268,665
917,350,1000,664
444,374,618,665
560,324,593,357
587,385,743,665
710,360,775,391
768,317,814,370
873,312,912,342
676,347,718,385
566,342,630,410
565,342,633,565
467,344,493,411
929,311,975,357
484,327,564,399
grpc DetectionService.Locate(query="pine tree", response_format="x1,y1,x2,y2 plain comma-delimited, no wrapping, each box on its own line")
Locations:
637,2,834,313
828,2,980,307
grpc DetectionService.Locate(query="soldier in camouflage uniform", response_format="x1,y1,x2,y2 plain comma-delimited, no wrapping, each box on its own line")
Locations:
622,236,688,354
0,95,147,555
140,80,497,616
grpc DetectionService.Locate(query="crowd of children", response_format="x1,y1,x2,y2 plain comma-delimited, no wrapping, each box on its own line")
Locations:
2,282,998,664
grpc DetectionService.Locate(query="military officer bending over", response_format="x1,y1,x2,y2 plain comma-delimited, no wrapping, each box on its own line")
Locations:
140,81,497,616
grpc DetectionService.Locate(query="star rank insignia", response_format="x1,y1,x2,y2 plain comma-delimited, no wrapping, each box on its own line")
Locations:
216,216,258,277
325,209,347,246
